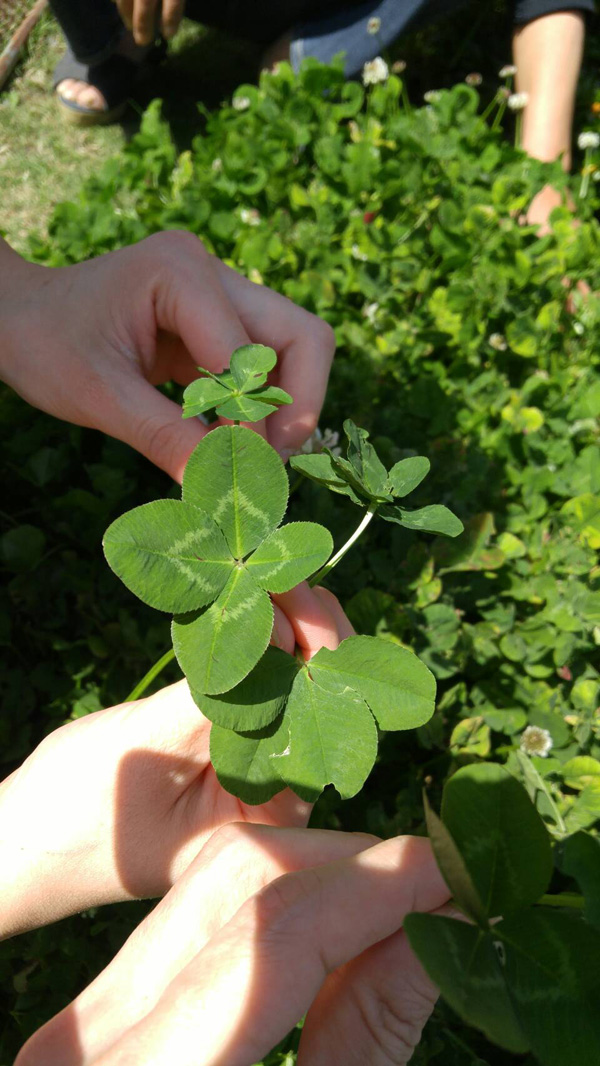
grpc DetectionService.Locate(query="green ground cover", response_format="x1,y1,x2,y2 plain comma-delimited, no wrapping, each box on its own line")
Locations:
2,4,600,1063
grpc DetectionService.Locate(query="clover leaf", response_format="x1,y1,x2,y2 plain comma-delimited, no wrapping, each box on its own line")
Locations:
104,426,333,694
198,634,436,804
182,344,293,423
290,419,464,537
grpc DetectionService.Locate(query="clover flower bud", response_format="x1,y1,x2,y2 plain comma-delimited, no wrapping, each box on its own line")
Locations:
233,95,251,111
423,90,441,104
363,302,379,324
240,208,261,226
465,72,482,87
392,59,407,74
488,333,507,351
578,131,600,150
498,86,511,100
507,92,528,111
499,64,517,78
362,56,389,86
367,16,381,34
211,157,223,172
520,725,553,758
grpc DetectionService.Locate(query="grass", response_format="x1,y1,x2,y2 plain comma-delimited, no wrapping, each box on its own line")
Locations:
0,10,258,251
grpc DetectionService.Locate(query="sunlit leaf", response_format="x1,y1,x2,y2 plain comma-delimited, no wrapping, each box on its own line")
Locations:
380,503,464,537
246,522,332,592
386,456,430,497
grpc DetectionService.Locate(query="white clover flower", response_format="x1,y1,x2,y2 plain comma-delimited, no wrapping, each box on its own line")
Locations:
578,131,600,150
507,92,528,111
351,244,369,261
499,64,517,78
296,427,342,457
211,157,223,172
465,72,482,87
362,56,389,86
520,725,553,758
363,302,379,324
240,208,260,226
232,95,251,111
573,321,585,335
423,90,441,104
594,170,600,182
392,59,406,74
367,16,381,35
489,332,507,351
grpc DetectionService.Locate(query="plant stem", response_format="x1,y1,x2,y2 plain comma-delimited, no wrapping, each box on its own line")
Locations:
125,648,176,702
537,892,584,910
579,148,591,199
309,503,378,587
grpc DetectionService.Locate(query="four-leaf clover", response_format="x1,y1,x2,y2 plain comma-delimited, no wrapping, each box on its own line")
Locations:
181,344,293,423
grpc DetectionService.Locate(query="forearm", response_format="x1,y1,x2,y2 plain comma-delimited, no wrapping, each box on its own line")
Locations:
0,238,48,385
513,11,585,170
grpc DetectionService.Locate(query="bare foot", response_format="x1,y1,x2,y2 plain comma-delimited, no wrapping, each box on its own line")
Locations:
56,77,106,111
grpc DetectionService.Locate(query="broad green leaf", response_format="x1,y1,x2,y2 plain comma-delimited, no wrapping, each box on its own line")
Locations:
288,452,363,504
181,377,231,418
246,522,332,592
404,914,529,1054
215,393,278,422
274,668,378,802
103,500,232,613
172,566,272,694
441,762,553,917
229,343,277,390
424,794,487,924
450,716,491,756
192,647,299,731
565,781,600,832
182,426,288,558
561,756,600,791
252,385,293,406
308,635,436,731
561,831,600,929
380,503,464,537
499,909,600,1066
209,714,289,805
343,419,389,497
386,456,430,498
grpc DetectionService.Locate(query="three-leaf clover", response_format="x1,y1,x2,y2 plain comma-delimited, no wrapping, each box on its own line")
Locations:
103,425,333,694
201,633,436,805
291,419,464,537
181,344,293,423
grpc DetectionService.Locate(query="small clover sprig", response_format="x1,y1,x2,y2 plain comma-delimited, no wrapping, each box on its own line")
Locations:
181,343,292,422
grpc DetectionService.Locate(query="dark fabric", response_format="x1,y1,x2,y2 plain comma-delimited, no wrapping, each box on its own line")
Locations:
514,0,594,21
49,0,596,75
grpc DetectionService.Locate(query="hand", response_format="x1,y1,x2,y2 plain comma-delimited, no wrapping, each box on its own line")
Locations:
0,233,335,481
16,824,451,1066
0,585,352,939
116,0,185,45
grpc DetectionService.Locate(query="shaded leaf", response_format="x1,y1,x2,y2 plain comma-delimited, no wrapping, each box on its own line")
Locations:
404,914,529,1054
343,419,389,497
308,634,436,731
499,909,600,1066
181,377,231,418
289,452,363,504
229,343,277,390
441,762,553,917
274,668,378,802
103,499,232,613
247,522,333,592
425,793,487,924
182,425,288,558
209,714,289,805
172,566,272,694
386,456,430,498
561,831,600,929
192,646,299,731
380,503,464,537
214,393,278,422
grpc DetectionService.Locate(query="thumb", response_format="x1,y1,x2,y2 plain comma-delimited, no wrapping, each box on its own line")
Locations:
106,374,209,484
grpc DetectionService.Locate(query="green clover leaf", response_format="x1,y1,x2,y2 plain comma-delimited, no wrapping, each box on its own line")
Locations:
182,344,293,423
201,633,436,803
290,418,464,538
104,426,333,694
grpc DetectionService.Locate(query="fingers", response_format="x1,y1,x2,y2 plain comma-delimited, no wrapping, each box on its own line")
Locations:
17,825,376,1066
212,258,336,457
95,836,447,1066
311,586,355,641
160,0,184,38
272,582,341,658
270,603,296,654
102,374,209,483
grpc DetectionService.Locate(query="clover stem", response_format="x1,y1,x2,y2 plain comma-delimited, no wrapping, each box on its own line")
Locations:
537,892,585,910
125,648,176,702
309,502,378,587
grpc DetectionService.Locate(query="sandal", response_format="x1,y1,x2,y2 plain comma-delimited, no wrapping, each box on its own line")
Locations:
53,41,166,126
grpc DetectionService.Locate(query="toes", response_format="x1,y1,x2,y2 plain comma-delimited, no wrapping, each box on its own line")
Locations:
58,78,106,110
